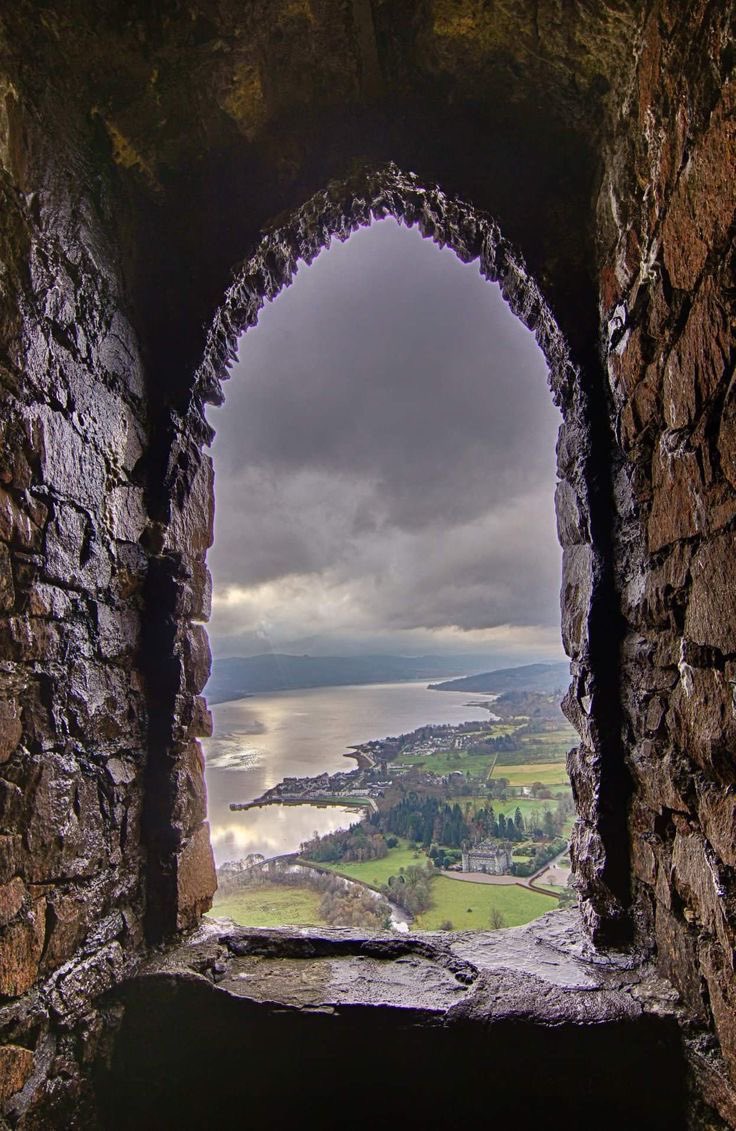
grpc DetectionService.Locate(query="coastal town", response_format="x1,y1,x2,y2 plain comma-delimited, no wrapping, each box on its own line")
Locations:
218,689,576,929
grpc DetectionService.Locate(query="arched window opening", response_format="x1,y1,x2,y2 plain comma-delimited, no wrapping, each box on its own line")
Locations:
202,209,575,934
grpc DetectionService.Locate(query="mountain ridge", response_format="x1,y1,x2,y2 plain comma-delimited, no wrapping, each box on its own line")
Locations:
427,661,570,695
205,652,541,703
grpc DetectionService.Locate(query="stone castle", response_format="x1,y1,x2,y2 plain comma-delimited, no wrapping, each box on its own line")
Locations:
462,841,513,875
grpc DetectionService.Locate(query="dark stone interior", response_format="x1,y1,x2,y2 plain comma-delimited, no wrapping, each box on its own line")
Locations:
0,2,733,1126
99,918,689,1131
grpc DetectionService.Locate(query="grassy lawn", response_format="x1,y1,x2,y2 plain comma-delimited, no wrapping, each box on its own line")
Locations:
415,876,557,931
313,839,428,889
396,750,496,779
208,885,325,927
492,761,570,787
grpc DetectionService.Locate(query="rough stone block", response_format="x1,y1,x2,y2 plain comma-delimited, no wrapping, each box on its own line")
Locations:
188,695,213,739
164,452,214,556
44,504,112,592
97,311,146,402
35,405,106,508
696,778,736,869
608,324,646,398
105,485,147,543
67,659,144,745
0,875,25,927
48,940,125,1023
0,542,14,610
172,741,208,837
662,84,736,291
0,897,45,995
685,532,736,653
663,276,730,430
554,479,589,546
26,582,74,619
95,601,140,660
0,694,22,763
718,371,736,492
41,890,90,974
183,624,211,696
0,487,43,550
23,754,107,883
626,741,689,815
105,756,137,786
0,835,18,885
620,363,661,451
667,666,735,777
566,744,600,824
65,366,141,471
700,938,736,1077
671,827,731,954
175,822,216,931
560,544,594,658
183,559,212,622
655,901,707,1024
0,1045,34,1104
648,439,702,551
639,541,692,628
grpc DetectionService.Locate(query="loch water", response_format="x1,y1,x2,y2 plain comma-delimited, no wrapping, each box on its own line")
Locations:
203,680,490,864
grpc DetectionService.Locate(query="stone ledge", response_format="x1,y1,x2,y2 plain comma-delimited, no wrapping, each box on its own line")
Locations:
96,911,700,1130
150,909,678,1020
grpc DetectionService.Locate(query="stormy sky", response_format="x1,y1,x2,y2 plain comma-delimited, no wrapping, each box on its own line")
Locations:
206,218,564,663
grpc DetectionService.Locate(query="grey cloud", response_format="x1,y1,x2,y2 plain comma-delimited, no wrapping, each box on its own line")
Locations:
207,218,562,649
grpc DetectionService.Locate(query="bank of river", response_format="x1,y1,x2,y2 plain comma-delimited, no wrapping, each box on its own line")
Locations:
203,680,490,865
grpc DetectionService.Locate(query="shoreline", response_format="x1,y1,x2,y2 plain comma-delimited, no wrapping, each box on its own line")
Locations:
229,797,375,814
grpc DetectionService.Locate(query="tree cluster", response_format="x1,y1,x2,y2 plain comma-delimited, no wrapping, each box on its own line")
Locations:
319,886,391,929
376,795,470,848
381,862,435,915
300,825,388,863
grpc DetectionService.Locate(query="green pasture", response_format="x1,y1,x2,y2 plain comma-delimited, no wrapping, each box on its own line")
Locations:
415,876,557,931
208,885,325,928
492,761,570,787
311,839,427,889
395,749,496,779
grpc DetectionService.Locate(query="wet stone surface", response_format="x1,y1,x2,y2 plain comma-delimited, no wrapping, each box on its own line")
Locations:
149,910,678,1019
98,912,693,1130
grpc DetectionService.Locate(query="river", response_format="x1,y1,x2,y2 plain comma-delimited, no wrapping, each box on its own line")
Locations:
203,680,490,865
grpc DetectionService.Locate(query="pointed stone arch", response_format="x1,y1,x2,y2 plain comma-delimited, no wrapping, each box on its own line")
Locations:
151,163,632,947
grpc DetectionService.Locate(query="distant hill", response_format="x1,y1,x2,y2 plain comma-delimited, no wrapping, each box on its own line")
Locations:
428,662,570,695
206,653,501,704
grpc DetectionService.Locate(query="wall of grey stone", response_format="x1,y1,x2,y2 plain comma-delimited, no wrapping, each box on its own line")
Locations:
596,0,735,1113
0,75,215,1117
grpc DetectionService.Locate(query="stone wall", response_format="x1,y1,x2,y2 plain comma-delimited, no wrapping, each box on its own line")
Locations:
0,41,216,1123
594,0,735,1111
0,0,733,1125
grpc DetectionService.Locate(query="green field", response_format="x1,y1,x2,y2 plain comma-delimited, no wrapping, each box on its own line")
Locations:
491,761,570,787
415,875,557,931
313,839,426,889
209,885,325,927
395,750,497,778
394,721,575,782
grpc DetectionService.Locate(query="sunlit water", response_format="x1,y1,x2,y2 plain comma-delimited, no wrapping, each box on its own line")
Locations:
203,680,489,865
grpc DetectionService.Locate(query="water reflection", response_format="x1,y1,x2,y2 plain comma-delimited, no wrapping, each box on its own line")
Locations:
204,680,489,865
209,804,363,864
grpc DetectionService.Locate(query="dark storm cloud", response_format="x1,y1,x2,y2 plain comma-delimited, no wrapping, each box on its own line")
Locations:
206,218,562,651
